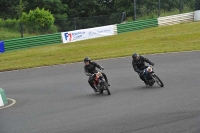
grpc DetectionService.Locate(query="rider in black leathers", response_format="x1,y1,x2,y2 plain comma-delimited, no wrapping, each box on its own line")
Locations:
84,57,109,92
132,53,154,84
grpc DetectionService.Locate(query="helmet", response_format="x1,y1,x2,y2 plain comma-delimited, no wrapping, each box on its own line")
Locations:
84,57,91,63
132,53,140,61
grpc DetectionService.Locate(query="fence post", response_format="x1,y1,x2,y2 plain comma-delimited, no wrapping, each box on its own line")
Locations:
180,0,183,14
196,0,200,10
20,22,23,38
121,12,126,23
158,0,160,17
195,0,197,10
74,17,77,30
134,0,137,21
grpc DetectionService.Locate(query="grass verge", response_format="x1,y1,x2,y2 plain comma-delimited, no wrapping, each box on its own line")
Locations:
0,28,35,40
0,21,200,72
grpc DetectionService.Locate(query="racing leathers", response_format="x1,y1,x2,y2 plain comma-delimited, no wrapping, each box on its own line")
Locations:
132,55,154,83
84,61,108,91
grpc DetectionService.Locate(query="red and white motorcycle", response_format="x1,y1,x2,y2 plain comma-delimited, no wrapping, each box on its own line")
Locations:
93,70,111,95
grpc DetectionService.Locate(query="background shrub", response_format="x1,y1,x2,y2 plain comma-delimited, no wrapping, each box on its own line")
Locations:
20,7,57,34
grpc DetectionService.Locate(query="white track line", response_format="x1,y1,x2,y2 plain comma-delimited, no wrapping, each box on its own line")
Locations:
0,98,16,110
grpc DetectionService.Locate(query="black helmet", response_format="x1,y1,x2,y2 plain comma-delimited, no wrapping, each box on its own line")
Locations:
84,57,91,63
132,53,139,61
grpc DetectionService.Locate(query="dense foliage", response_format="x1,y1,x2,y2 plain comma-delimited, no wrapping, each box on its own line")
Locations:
0,0,198,20
19,7,56,33
0,0,199,35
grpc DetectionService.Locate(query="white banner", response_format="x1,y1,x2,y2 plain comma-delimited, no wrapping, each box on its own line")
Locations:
61,25,115,43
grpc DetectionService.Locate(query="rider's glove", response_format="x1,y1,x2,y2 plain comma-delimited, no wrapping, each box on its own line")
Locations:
150,62,154,66
100,67,104,70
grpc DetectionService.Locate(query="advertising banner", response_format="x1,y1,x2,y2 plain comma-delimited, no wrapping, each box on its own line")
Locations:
61,25,114,43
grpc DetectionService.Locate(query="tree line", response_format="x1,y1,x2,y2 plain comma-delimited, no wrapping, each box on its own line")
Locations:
0,0,198,20
0,0,199,35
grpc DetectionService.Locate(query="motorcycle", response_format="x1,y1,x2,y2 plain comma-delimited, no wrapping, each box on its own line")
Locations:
141,65,164,87
93,70,111,95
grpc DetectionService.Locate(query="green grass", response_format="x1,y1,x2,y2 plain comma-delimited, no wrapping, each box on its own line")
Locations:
0,27,36,40
0,10,194,40
0,21,200,72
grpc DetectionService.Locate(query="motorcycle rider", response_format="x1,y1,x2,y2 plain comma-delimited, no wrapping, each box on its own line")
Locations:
84,57,110,92
132,53,154,85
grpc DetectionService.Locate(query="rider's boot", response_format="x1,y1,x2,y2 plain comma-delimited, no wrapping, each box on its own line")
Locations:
93,88,98,93
140,75,148,86
107,83,110,86
102,73,110,86
143,81,148,86
89,82,98,93
93,85,98,93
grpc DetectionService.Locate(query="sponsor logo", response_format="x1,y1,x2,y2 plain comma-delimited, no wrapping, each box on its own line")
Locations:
72,32,85,40
64,31,85,42
64,33,72,41
88,28,112,37
89,31,97,36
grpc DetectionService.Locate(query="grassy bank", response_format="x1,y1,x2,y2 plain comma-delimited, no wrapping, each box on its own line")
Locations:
0,21,200,72
0,28,35,40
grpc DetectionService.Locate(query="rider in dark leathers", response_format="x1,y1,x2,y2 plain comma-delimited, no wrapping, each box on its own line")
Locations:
84,57,109,92
132,53,154,84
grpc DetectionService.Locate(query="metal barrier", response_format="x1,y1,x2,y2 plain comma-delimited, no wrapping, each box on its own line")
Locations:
117,18,158,34
4,33,61,51
158,12,194,26
3,12,197,52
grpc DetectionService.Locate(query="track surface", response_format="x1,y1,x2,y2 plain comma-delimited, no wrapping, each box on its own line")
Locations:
0,51,200,133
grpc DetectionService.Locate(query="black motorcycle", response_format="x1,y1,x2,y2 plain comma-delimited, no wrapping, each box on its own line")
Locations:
93,70,111,95
141,65,164,87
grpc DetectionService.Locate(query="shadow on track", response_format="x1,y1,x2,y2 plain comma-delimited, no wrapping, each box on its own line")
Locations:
134,85,163,90
84,93,111,98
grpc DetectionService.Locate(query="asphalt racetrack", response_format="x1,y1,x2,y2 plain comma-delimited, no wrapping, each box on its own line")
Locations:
1,51,200,133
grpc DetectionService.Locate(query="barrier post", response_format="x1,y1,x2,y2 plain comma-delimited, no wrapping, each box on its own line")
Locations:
194,10,200,21
0,41,5,53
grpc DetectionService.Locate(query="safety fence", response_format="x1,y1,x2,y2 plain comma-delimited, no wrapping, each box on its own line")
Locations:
158,12,194,26
4,33,61,51
117,18,158,34
2,11,199,52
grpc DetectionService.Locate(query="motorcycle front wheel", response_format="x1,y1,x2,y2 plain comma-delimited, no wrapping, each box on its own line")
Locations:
152,74,164,87
102,82,111,95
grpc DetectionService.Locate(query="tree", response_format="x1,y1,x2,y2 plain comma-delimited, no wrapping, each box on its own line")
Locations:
94,0,115,15
0,0,18,19
63,0,114,18
113,0,134,17
20,7,55,33
23,0,68,20
16,0,27,18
